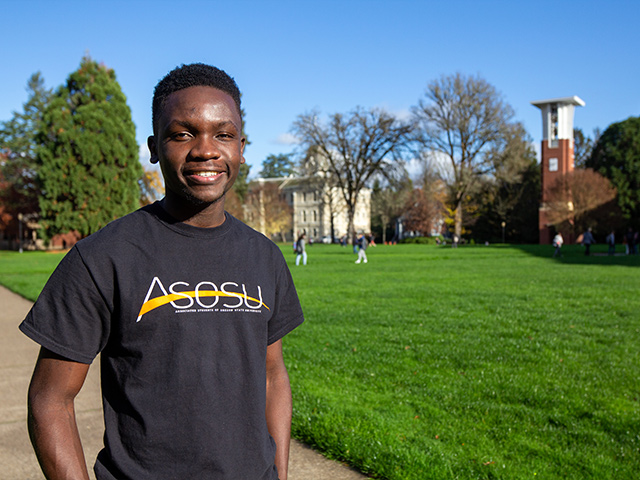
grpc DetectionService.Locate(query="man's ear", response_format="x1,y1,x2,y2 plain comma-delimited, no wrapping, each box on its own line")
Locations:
240,137,246,164
147,136,158,164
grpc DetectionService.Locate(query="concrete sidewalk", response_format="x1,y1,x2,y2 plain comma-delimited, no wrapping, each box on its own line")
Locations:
0,285,367,479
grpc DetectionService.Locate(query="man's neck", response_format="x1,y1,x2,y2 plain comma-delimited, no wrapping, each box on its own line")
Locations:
160,196,226,228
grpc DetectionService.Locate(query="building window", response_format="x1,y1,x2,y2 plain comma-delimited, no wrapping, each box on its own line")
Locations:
303,210,306,222
549,158,558,172
549,103,559,148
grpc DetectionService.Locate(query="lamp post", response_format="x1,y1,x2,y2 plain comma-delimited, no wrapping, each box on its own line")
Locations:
501,221,506,244
17,213,23,253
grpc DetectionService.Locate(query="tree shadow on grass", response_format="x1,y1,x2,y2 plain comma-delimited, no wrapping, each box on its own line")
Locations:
513,244,640,267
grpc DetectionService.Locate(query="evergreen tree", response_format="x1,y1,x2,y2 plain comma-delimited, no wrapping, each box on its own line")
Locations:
37,56,142,239
259,153,295,178
0,72,51,217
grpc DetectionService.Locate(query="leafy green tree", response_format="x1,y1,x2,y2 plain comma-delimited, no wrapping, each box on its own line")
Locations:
471,123,540,243
587,116,640,226
228,103,252,208
259,153,295,178
37,56,142,240
573,127,600,169
0,72,51,217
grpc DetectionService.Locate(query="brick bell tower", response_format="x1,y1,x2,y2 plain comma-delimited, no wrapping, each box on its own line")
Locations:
531,96,585,244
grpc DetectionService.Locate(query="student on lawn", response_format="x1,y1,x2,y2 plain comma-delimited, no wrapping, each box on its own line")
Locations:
295,233,307,266
20,63,304,480
553,232,564,257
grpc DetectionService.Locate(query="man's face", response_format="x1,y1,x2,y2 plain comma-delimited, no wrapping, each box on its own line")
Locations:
149,86,245,208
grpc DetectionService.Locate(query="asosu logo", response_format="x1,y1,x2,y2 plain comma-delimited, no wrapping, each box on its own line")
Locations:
136,277,269,322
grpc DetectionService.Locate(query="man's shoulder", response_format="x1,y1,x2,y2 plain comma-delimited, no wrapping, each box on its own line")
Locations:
76,204,160,251
226,214,284,254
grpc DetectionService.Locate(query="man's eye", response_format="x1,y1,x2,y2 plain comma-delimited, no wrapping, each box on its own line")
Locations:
172,132,191,140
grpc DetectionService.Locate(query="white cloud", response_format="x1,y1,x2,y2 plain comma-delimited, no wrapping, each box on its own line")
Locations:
139,143,151,165
405,157,423,180
373,103,412,121
274,133,299,145
531,141,541,163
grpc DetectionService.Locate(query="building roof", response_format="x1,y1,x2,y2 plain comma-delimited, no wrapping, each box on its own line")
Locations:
531,96,585,108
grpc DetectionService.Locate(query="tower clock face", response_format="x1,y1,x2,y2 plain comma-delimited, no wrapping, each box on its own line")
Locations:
549,158,558,172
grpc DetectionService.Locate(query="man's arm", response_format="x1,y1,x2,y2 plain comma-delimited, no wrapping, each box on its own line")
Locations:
265,339,292,480
27,347,91,480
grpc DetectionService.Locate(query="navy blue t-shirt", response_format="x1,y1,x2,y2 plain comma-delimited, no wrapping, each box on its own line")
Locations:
20,203,304,479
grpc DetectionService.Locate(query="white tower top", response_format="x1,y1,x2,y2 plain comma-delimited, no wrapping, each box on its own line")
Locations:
531,96,585,143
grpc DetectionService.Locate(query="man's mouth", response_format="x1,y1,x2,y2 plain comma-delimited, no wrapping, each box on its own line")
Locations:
191,171,221,178
184,170,226,185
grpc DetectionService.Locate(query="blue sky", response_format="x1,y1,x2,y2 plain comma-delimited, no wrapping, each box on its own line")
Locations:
1,0,638,178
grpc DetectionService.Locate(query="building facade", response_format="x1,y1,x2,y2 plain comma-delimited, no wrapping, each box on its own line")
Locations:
248,174,371,243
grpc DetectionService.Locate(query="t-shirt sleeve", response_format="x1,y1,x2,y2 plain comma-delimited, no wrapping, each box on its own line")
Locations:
267,257,304,345
19,246,111,364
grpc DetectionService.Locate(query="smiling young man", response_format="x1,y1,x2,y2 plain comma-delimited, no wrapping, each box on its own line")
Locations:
20,64,304,480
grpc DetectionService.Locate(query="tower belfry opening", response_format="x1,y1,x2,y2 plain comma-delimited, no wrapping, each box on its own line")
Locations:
531,96,585,244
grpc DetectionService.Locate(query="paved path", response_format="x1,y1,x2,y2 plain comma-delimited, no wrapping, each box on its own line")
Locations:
0,285,367,479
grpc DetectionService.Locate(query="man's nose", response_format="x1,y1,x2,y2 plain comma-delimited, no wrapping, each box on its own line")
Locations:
190,135,221,160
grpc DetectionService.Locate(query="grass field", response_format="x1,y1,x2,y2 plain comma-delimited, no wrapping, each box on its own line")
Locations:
1,244,639,479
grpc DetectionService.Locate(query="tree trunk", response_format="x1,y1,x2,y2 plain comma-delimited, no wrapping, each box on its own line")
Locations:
347,208,355,245
454,203,463,239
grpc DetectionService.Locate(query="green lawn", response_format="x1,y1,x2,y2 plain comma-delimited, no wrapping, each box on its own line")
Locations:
285,243,640,479
1,244,639,479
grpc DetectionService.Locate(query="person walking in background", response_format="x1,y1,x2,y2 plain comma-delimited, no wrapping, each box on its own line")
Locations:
625,228,637,255
606,230,616,255
582,227,595,256
295,233,307,266
355,233,368,264
552,232,563,257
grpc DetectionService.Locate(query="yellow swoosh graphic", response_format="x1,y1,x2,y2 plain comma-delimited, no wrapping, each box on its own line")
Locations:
137,290,269,321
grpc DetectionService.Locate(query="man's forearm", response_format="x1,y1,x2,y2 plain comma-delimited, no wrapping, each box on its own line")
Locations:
266,369,293,480
28,398,90,480
27,348,91,479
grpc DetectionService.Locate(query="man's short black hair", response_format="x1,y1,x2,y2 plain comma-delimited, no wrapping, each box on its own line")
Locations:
152,63,242,134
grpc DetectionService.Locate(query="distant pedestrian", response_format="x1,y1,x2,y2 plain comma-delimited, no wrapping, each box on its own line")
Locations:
355,233,368,264
582,228,595,256
606,230,616,255
552,232,563,257
625,228,637,255
296,233,307,266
